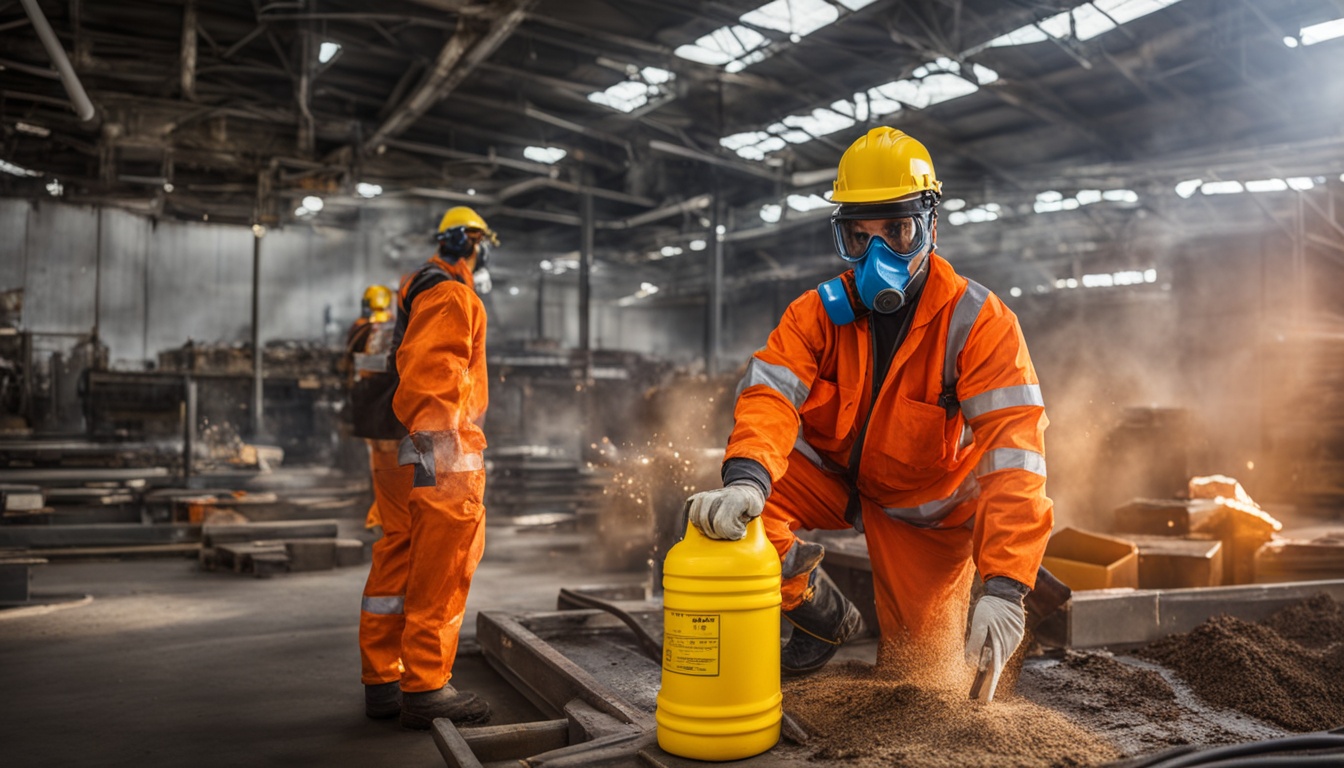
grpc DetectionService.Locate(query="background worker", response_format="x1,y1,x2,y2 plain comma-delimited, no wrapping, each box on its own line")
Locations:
684,127,1053,700
358,207,499,729
345,284,395,533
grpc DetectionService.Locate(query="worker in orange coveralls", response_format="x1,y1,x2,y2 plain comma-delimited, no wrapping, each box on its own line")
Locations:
345,284,396,533
359,206,499,729
685,127,1053,700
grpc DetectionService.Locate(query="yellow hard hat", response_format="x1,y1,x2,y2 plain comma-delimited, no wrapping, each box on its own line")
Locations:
362,284,393,312
832,127,942,204
437,206,499,246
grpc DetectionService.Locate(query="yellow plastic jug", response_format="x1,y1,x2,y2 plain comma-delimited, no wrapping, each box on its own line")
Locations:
656,517,782,761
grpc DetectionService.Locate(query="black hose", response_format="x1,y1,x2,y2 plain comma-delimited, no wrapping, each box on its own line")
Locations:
1185,757,1344,767
1139,734,1344,768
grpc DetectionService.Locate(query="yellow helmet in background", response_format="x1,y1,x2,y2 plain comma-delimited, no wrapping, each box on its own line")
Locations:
832,127,942,204
362,284,392,312
437,206,499,246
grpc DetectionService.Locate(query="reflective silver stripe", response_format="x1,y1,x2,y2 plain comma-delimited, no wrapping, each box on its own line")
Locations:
738,357,809,410
943,279,990,396
361,595,404,615
880,474,981,528
961,384,1044,420
975,448,1047,478
793,432,844,474
353,352,388,373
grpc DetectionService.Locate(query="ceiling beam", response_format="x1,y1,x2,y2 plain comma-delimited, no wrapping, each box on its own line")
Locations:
362,0,534,154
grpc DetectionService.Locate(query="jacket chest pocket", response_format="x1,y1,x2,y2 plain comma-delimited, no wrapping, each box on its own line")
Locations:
864,392,959,477
798,378,859,443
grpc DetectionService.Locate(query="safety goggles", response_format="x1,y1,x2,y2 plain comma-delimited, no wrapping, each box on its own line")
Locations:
830,197,935,262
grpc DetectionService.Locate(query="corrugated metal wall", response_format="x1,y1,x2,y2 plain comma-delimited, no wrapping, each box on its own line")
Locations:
0,199,408,368
0,198,711,368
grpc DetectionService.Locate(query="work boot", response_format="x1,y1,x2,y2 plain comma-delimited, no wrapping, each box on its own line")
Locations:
781,567,865,676
364,681,401,719
399,684,491,730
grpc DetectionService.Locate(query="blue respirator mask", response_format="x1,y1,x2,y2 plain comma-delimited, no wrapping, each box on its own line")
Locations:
817,194,937,324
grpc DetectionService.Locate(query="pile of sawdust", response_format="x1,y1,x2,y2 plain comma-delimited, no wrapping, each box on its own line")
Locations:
1137,594,1344,732
784,659,1121,768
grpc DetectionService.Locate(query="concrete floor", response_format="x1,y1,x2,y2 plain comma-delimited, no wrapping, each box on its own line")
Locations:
0,523,647,768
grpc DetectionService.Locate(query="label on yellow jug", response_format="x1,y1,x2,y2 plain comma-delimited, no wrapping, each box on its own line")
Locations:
663,610,720,676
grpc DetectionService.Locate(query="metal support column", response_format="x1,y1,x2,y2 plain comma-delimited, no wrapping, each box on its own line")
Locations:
250,231,264,439
535,273,546,340
706,197,724,375
578,189,594,355
183,376,197,487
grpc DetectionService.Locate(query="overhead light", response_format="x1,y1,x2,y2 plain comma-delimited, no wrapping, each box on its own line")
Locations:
46,179,62,196
301,195,324,212
1174,179,1203,198
0,159,41,177
163,182,174,193
356,182,383,198
295,206,312,217
318,41,342,63
1300,17,1344,46
1009,287,1022,297
1246,178,1288,193
942,198,966,211
660,245,683,257
786,193,832,211
467,188,476,196
639,282,660,295
1283,36,1300,48
252,224,267,238
523,146,567,164
15,121,50,137
508,286,520,296
1200,181,1243,195
759,204,782,223
688,239,707,251
1285,177,1315,190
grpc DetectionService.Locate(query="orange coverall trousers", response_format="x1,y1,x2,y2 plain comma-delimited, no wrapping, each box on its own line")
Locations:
764,450,976,656
358,442,486,692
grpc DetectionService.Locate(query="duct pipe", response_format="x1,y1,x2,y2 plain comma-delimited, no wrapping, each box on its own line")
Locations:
19,0,95,121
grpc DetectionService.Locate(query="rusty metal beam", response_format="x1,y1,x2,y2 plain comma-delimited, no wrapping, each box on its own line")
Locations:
362,0,534,154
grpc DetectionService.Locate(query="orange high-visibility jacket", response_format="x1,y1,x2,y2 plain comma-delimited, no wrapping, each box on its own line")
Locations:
392,256,488,468
725,253,1053,588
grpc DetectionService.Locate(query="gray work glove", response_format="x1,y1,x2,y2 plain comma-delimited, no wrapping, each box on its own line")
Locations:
685,483,765,541
964,594,1026,702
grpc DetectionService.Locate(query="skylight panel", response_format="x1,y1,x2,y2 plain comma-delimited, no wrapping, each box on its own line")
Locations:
524,146,567,164
587,68,676,114
675,0,877,73
780,108,855,139
1300,17,1344,46
787,193,833,211
674,25,767,66
719,59,996,160
589,80,651,112
986,0,1184,48
741,0,838,37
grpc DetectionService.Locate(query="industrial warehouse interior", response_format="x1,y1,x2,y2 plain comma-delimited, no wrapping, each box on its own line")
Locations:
3,0,1344,766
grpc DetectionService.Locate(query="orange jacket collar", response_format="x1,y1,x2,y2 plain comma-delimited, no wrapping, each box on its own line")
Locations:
429,255,476,290
908,252,960,330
